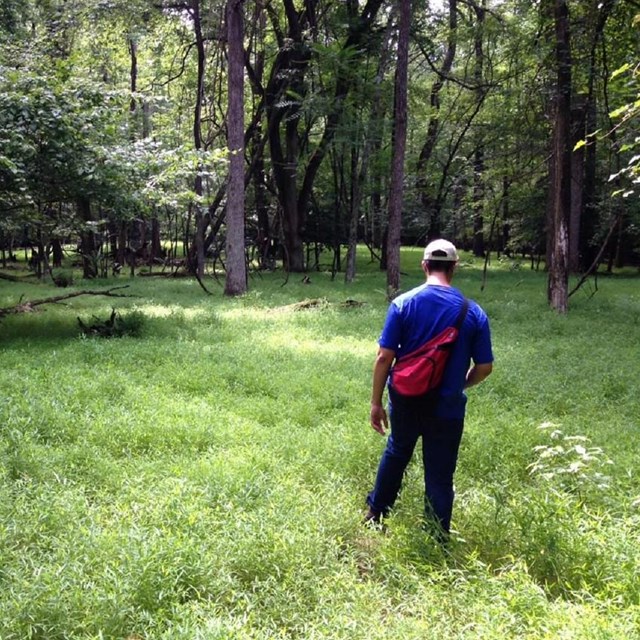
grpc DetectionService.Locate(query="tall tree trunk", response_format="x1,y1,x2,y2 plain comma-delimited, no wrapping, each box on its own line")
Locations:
547,0,572,313
128,36,138,128
248,2,270,269
183,0,207,279
224,0,247,296
472,0,486,257
345,146,360,283
386,0,410,297
569,100,585,272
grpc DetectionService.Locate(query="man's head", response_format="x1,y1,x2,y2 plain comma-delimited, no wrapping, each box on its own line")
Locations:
422,238,458,278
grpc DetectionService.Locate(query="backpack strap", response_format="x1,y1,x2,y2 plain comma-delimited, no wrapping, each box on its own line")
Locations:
454,298,469,332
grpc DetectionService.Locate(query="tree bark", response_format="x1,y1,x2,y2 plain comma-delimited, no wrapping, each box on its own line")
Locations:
569,100,585,272
386,0,410,298
547,0,572,314
78,197,97,279
472,0,486,257
224,0,247,296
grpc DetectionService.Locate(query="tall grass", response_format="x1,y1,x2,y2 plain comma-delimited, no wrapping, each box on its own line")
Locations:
1,249,639,639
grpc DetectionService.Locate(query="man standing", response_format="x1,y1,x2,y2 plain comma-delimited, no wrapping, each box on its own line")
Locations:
365,239,493,538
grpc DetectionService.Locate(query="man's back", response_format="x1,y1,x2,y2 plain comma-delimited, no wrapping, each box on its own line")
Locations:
379,284,492,419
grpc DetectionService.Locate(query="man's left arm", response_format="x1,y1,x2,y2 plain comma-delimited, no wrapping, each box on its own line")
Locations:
465,310,494,389
464,362,492,389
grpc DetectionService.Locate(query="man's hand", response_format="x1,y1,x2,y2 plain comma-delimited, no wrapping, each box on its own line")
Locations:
370,347,395,435
370,403,388,435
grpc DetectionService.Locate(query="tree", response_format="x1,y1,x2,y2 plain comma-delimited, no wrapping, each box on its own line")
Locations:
224,0,247,296
386,0,411,297
548,0,572,313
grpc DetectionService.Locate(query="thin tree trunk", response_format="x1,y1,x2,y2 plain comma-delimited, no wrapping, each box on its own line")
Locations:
569,100,585,272
472,0,486,257
386,0,410,298
78,197,97,279
224,0,247,295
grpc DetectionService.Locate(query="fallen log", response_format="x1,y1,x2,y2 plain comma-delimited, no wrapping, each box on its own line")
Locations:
0,286,133,318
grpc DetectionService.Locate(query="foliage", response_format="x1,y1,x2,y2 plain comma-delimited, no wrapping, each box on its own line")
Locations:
606,59,640,199
528,423,613,495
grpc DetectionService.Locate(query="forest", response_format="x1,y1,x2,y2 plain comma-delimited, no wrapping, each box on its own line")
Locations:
1,0,639,308
2,2,640,638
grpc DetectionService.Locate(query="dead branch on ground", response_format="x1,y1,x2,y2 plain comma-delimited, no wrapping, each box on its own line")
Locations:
0,286,133,318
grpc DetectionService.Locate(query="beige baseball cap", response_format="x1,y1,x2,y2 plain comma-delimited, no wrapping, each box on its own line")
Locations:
423,239,459,262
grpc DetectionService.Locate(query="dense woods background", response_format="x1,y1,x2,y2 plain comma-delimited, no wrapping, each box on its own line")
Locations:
1,0,639,307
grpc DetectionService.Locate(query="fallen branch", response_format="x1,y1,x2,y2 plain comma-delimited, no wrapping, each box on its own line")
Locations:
0,286,133,318
0,271,37,282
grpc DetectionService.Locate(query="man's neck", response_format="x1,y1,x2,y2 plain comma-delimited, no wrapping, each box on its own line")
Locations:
426,273,452,287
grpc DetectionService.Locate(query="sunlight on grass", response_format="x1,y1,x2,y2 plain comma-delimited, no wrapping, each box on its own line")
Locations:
264,332,372,357
135,303,209,319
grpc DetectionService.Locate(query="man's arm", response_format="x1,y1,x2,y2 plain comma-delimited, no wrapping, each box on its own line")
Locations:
370,347,395,435
464,362,493,389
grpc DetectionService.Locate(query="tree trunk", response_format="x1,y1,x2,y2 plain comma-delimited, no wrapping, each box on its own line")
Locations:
344,146,360,283
386,0,410,298
184,0,208,279
569,100,585,273
51,238,63,268
472,0,486,257
78,197,97,279
224,0,247,296
547,0,571,313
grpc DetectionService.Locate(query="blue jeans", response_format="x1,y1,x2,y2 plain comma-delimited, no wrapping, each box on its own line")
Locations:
367,389,464,533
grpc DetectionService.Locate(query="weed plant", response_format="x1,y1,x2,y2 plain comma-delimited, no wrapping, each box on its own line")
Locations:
1,248,639,639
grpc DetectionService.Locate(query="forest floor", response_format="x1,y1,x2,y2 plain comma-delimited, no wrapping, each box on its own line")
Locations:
1,248,639,639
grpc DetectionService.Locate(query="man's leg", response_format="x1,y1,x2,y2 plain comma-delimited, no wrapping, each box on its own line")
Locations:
421,417,464,534
366,393,423,517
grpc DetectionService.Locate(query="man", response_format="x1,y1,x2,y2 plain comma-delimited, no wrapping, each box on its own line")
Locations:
365,239,493,537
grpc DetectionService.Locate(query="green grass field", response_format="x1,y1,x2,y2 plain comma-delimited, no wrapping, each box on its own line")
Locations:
1,249,639,639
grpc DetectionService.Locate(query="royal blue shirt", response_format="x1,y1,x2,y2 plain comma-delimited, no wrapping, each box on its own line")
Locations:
379,284,493,419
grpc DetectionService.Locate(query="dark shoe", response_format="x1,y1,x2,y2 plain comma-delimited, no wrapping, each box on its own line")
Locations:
363,508,382,524
362,508,387,532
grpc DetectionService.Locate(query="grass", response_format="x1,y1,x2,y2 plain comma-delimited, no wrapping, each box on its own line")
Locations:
1,248,639,639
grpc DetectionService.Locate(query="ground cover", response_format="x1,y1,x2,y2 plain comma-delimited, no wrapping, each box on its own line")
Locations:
1,249,639,639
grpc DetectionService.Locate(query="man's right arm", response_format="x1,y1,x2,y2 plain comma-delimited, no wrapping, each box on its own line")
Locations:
370,347,395,435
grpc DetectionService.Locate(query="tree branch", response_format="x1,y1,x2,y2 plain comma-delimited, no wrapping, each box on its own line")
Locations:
0,286,133,318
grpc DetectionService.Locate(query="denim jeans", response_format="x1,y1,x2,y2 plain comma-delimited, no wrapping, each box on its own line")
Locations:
367,388,465,533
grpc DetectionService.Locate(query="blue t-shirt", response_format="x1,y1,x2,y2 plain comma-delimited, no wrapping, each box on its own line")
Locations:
379,284,493,419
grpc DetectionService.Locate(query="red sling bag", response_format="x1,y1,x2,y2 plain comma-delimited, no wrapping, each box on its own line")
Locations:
390,298,469,397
